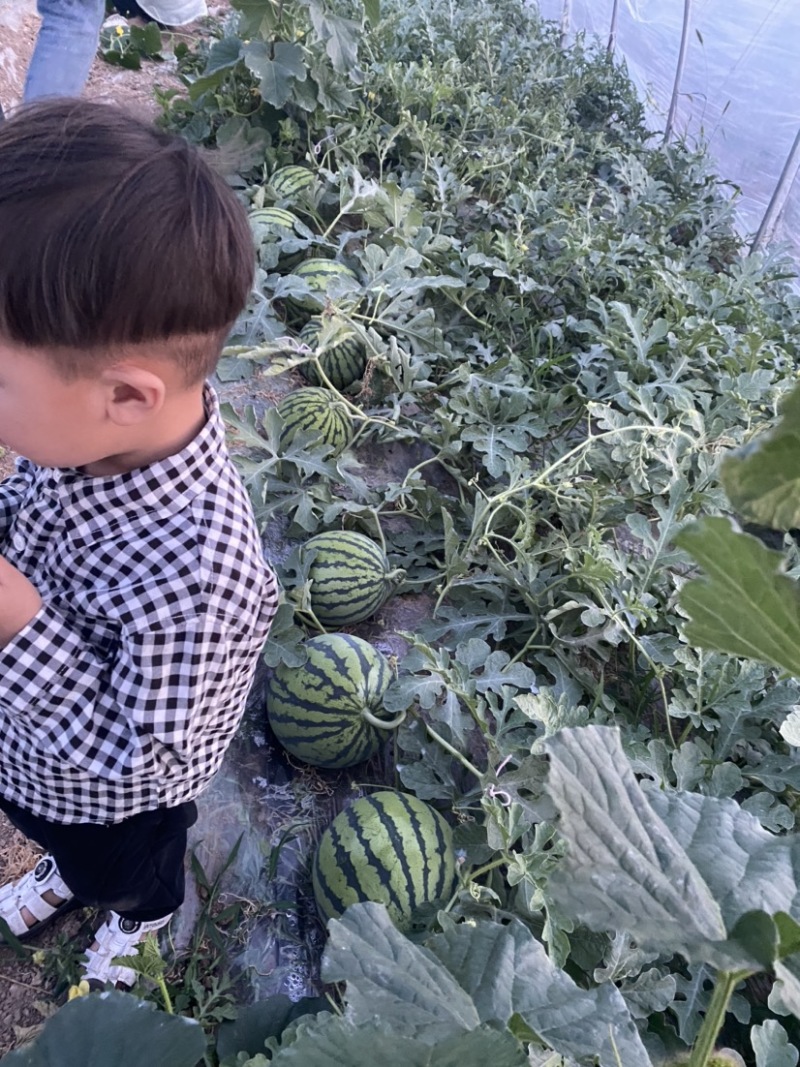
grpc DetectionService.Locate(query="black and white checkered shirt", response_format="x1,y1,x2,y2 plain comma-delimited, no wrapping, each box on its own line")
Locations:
0,386,279,825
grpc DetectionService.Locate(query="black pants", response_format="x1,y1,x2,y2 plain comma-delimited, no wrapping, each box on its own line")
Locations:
0,797,197,922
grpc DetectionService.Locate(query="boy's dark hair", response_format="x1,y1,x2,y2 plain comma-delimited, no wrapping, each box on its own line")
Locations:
0,99,255,384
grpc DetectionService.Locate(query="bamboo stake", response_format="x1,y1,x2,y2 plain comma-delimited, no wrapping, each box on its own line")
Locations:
607,0,620,53
559,0,572,49
750,125,800,254
664,0,693,143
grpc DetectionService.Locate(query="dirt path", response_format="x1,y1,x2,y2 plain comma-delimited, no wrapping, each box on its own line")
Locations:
0,5,227,1051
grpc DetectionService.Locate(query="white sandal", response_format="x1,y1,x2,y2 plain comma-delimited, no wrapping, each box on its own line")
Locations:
82,910,173,989
0,854,77,941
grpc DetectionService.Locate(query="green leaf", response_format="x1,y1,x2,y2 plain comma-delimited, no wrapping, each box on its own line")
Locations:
0,991,205,1066
427,919,651,1067
773,953,800,1022
322,903,481,1041
676,516,800,676
361,0,380,27
187,36,243,98
215,117,271,172
270,1015,527,1067
751,1019,799,1067
722,382,800,531
306,1,361,77
775,913,800,959
262,601,308,669
217,996,330,1062
724,911,778,970
243,40,307,109
322,903,650,1066
643,776,800,933
132,21,162,56
543,726,728,963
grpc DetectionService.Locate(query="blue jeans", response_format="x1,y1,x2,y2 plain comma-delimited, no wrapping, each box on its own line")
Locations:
24,0,107,102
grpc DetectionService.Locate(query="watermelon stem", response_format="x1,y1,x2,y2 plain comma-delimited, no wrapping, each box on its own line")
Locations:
419,717,483,779
369,507,387,556
467,856,508,884
362,706,407,731
295,604,327,634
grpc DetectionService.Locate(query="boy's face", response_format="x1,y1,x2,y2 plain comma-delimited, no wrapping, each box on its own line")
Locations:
0,338,110,469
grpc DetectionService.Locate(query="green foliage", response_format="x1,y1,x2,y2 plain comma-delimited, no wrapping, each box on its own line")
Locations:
99,22,164,70
0,991,205,1067
195,0,800,1048
149,0,800,1063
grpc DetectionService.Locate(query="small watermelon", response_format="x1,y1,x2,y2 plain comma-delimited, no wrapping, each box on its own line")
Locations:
277,388,352,456
312,791,457,929
302,531,405,627
299,318,367,390
270,164,316,201
266,633,404,768
289,258,361,312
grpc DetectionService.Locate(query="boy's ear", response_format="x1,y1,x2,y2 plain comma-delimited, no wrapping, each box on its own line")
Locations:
99,365,166,425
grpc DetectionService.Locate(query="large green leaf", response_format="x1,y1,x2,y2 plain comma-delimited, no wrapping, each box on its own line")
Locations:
270,1015,528,1067
427,919,651,1067
676,516,800,676
242,40,307,109
216,995,330,1063
0,992,205,1067
644,788,800,930
543,726,727,961
322,903,481,1042
721,382,800,531
323,904,650,1067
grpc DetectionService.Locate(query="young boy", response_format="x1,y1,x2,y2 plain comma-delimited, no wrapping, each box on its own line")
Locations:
0,99,279,988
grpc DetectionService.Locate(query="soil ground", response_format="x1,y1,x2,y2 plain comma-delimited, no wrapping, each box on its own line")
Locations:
0,4,228,1051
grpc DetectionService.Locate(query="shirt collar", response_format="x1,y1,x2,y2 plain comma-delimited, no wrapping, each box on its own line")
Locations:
51,384,229,517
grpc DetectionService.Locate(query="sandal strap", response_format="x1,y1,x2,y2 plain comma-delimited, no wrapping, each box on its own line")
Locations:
83,911,173,988
0,855,73,935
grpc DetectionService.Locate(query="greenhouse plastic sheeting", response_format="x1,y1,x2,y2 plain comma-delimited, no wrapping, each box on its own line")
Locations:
537,0,800,262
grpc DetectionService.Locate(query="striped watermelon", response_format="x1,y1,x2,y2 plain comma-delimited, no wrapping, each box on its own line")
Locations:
248,206,300,231
302,531,405,627
265,633,404,768
277,388,352,456
299,318,367,390
312,791,457,929
270,164,316,201
289,258,361,312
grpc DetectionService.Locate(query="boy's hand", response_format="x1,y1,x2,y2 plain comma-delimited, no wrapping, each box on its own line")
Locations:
0,557,42,647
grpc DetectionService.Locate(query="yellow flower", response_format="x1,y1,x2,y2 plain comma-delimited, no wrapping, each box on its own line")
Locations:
67,980,91,1001
116,25,124,35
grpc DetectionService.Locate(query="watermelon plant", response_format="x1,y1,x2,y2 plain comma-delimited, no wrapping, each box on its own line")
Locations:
265,633,404,768
312,790,456,928
300,530,405,626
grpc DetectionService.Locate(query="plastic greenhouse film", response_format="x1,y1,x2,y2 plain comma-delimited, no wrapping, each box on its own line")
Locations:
536,0,800,262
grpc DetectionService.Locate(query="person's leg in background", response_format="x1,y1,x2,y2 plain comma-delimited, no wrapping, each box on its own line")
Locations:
24,0,107,102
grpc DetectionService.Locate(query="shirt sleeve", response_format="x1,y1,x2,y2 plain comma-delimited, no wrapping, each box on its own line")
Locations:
0,459,36,540
0,601,270,781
